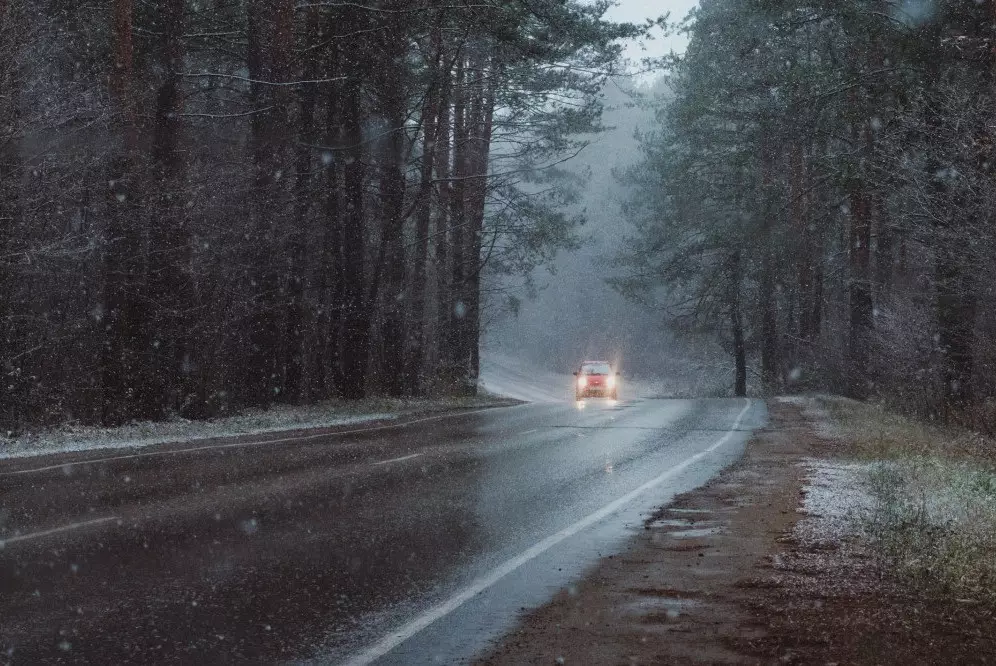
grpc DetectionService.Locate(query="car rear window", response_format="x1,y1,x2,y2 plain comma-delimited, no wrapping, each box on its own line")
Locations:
581,363,611,375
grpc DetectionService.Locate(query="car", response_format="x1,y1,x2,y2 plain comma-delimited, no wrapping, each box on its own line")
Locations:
573,361,620,400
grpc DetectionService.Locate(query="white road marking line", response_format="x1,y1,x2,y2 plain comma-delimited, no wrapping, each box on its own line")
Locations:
371,453,422,466
521,428,538,435
342,398,754,666
2,408,505,477
0,516,119,547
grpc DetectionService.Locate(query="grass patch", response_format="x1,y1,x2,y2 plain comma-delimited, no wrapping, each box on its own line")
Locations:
815,396,996,603
816,396,991,462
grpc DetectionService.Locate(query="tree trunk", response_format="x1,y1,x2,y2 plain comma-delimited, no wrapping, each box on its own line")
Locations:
284,6,321,404
405,22,446,396
873,193,892,297
847,181,873,398
811,259,824,342
759,254,778,395
462,52,496,395
758,129,779,396
376,7,408,398
146,0,191,418
446,57,468,389
245,0,292,407
929,104,978,417
433,60,455,390
729,252,747,398
791,144,816,342
339,54,370,399
101,0,146,425
935,240,976,416
315,39,343,398
0,0,24,428
318,147,343,398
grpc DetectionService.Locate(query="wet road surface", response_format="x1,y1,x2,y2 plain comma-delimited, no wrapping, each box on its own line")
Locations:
0,397,764,664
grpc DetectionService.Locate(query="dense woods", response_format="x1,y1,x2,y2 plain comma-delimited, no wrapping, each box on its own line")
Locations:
0,0,643,429
618,0,996,427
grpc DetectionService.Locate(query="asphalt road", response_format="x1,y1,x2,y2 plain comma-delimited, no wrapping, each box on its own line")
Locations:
0,396,764,665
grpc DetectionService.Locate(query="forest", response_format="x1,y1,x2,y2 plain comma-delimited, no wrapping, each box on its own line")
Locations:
618,0,996,428
0,0,648,429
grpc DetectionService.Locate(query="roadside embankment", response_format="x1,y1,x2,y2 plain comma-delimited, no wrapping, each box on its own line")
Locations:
0,394,518,460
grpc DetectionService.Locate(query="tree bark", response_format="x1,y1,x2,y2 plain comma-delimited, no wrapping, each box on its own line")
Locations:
842,100,876,399
339,42,371,399
146,0,191,418
847,180,874,398
376,5,409,397
729,252,747,398
101,0,146,425
284,6,321,404
405,22,447,396
433,58,455,389
315,36,343,398
873,193,892,297
758,130,779,396
791,144,816,342
446,56,468,388
0,0,24,428
245,0,293,407
462,51,496,394
759,253,779,395
935,240,976,415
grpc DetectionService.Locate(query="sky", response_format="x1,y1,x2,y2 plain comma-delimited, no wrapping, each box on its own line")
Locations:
604,0,700,65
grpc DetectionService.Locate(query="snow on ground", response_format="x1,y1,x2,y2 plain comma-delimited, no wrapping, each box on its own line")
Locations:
774,395,876,545
794,458,876,546
0,396,503,460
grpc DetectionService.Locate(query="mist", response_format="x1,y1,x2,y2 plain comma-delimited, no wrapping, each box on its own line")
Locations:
484,77,730,396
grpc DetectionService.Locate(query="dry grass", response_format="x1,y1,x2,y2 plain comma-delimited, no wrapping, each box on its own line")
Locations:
814,395,996,603
816,395,993,462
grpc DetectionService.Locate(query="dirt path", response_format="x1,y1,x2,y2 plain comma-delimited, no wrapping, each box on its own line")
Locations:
478,401,996,665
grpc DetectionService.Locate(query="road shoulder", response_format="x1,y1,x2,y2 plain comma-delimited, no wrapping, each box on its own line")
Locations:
0,396,520,466
478,400,996,665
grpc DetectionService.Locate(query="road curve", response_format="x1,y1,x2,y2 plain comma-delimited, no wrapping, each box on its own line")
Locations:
0,397,764,664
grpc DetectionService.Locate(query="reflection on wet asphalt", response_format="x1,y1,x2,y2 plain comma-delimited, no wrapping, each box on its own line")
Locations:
0,397,764,664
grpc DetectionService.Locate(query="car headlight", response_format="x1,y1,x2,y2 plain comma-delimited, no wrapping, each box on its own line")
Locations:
578,376,587,388
606,375,616,389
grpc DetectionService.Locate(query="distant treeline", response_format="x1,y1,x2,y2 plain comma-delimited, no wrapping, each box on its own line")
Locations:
617,0,996,426
0,0,643,429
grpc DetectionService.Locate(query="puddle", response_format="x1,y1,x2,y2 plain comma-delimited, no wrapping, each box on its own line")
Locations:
646,517,724,534
626,595,701,620
670,526,724,539
652,518,696,528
